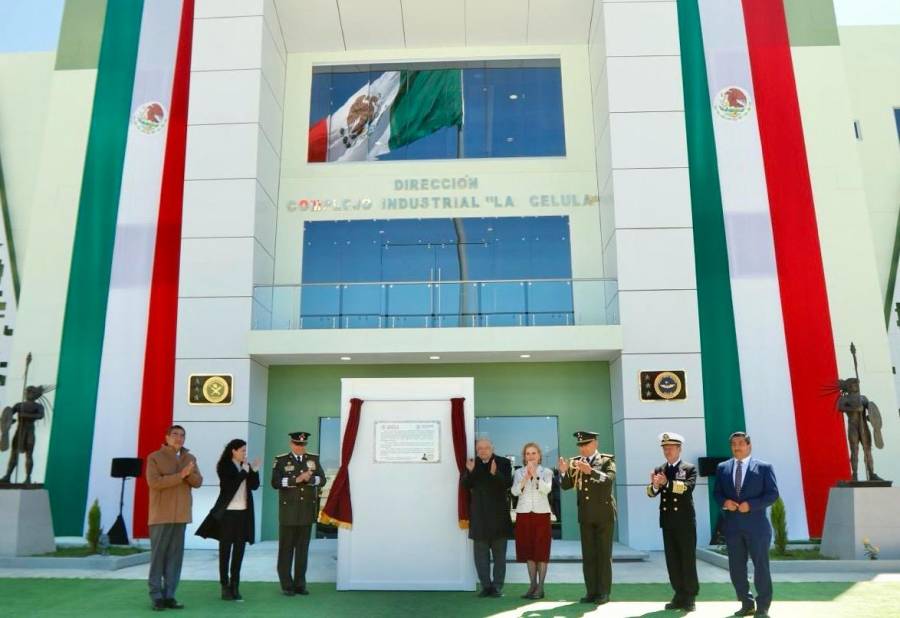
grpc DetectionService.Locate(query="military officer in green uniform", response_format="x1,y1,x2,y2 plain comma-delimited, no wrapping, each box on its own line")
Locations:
647,432,699,612
271,431,327,596
559,430,616,605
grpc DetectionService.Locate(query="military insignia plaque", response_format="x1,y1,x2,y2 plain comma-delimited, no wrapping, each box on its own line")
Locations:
188,374,233,405
640,371,686,401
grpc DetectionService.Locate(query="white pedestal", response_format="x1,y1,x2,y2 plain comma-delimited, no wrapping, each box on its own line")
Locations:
820,486,900,560
0,488,56,556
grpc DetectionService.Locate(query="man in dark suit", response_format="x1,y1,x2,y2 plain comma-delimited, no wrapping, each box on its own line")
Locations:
647,432,699,612
462,438,513,597
271,431,327,596
713,431,779,618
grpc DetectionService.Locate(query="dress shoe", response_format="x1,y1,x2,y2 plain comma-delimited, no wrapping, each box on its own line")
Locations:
231,585,243,602
477,587,492,598
151,599,166,611
489,587,503,598
522,586,537,599
163,599,184,609
221,584,234,601
281,589,295,596
579,595,596,603
682,600,697,612
294,587,310,596
665,597,681,610
734,606,755,617
595,594,610,605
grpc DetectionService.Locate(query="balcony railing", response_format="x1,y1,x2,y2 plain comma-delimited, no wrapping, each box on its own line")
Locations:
252,278,618,330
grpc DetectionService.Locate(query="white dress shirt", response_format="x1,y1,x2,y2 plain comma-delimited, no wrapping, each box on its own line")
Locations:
511,465,553,514
732,455,752,487
226,461,248,511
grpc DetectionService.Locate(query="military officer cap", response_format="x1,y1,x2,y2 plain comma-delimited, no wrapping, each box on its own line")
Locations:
574,430,598,445
289,431,310,444
659,432,684,447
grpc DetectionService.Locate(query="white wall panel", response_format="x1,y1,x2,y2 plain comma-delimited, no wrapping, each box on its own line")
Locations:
603,1,679,57
609,112,688,169
176,297,253,359
188,70,261,125
615,228,696,291
185,124,260,181
617,290,700,354
183,179,257,239
612,168,692,229
191,16,263,72
607,56,683,112
179,237,256,298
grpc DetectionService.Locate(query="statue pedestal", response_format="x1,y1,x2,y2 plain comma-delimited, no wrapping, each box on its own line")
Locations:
820,486,900,559
0,486,56,556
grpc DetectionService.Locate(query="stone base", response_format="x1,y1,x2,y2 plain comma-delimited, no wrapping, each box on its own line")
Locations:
820,486,900,560
836,480,892,488
0,487,56,556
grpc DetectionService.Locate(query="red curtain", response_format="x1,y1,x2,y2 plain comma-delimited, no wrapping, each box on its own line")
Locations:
318,398,363,528
450,397,469,529
318,397,469,530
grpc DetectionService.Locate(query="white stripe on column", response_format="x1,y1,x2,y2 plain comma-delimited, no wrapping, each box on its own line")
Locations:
698,0,808,538
86,0,185,534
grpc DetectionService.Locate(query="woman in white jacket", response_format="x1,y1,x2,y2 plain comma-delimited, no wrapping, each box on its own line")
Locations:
511,442,553,599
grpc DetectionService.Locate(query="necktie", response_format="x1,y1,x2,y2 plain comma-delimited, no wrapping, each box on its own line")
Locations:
735,460,743,497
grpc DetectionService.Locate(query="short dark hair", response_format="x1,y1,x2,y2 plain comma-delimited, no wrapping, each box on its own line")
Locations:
167,425,186,436
729,431,750,444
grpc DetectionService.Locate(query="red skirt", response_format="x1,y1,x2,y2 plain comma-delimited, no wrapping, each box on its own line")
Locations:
514,512,551,562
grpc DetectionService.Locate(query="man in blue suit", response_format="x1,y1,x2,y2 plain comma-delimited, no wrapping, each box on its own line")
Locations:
713,431,779,617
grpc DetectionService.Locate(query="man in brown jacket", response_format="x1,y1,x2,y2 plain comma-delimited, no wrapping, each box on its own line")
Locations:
147,425,202,611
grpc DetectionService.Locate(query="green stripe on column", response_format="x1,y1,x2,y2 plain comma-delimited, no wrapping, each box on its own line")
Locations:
0,151,19,300
783,0,840,47
55,0,110,71
45,0,144,536
676,0,747,530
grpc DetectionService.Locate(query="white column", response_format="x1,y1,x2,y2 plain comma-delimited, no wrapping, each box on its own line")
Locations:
175,0,284,547
592,0,710,550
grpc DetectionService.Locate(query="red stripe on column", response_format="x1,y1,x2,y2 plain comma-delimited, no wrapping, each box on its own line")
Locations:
307,117,327,162
741,0,848,537
133,0,194,538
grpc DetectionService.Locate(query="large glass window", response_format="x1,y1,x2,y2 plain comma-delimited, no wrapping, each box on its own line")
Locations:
300,216,574,328
308,60,565,162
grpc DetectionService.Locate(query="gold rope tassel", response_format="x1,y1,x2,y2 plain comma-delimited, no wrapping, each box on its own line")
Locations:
317,511,352,529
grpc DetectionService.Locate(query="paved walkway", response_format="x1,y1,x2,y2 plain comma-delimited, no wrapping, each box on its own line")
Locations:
3,539,899,584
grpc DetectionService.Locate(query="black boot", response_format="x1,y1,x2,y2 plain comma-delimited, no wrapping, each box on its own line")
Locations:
231,579,242,602
221,583,234,600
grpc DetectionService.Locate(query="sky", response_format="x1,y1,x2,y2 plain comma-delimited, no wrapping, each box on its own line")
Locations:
0,0,898,54
0,0,65,53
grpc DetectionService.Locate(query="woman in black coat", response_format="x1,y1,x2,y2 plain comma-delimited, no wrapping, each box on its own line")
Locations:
196,439,260,601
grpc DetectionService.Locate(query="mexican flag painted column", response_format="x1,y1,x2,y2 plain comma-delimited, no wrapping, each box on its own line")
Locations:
45,0,195,536
678,0,848,537
308,70,463,162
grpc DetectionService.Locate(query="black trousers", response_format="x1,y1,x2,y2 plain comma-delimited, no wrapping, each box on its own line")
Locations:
579,522,614,597
277,524,312,591
218,510,249,587
473,537,508,590
662,526,699,601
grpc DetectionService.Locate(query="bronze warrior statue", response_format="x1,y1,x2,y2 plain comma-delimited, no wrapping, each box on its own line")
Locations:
0,381,51,485
833,344,885,483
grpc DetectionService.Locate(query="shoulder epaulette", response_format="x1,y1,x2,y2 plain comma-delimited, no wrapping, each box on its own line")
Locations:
601,453,615,459
275,452,289,458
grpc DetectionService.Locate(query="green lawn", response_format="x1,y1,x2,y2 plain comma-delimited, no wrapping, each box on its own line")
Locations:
2,580,899,617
